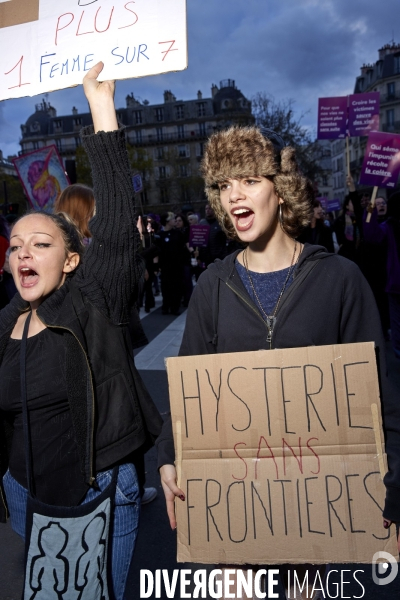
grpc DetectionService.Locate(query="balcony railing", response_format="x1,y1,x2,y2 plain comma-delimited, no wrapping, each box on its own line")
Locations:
381,92,400,104
382,121,400,132
129,129,210,145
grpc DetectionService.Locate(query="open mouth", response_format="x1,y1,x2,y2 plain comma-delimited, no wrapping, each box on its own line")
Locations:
231,207,255,232
19,267,39,288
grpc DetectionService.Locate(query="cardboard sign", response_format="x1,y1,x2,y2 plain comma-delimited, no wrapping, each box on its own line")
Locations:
166,343,397,565
348,92,380,137
359,131,400,188
317,97,347,139
189,224,210,248
0,0,188,100
13,145,69,211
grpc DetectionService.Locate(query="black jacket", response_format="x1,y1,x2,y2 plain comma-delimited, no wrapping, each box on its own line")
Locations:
0,127,163,522
156,244,400,521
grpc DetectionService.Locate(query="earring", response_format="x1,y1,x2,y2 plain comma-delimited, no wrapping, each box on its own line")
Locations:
279,204,283,224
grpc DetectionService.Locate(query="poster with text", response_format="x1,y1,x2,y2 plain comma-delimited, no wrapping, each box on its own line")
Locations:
0,0,188,100
359,131,400,188
13,145,69,211
348,92,380,137
317,97,347,139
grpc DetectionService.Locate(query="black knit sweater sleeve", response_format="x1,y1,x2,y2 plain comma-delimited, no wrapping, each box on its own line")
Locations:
76,126,143,324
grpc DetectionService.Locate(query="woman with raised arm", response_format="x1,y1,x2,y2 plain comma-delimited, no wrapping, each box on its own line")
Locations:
0,63,162,600
157,126,400,598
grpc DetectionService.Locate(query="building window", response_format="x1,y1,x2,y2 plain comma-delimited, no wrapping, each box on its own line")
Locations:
156,127,164,142
73,117,82,127
181,185,189,201
197,102,206,117
75,137,81,147
54,120,62,131
322,174,328,186
177,124,185,139
156,146,164,160
135,111,142,124
159,166,166,179
197,142,205,157
386,109,395,128
394,54,400,74
175,105,184,119
155,108,164,122
179,164,188,177
160,187,169,203
199,122,206,136
135,129,142,143
177,144,187,157
387,82,395,99
56,139,62,151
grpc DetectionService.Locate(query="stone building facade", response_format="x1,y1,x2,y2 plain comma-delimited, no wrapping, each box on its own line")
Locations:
20,79,253,213
331,43,400,200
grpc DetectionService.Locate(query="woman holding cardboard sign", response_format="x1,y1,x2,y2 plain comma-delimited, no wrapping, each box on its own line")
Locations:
157,126,400,597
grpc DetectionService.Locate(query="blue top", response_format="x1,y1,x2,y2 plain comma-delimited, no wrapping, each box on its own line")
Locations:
235,260,295,317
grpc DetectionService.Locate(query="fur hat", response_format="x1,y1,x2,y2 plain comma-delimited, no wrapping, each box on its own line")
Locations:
201,126,313,240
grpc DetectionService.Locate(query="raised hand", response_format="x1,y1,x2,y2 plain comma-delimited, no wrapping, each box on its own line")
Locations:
82,61,118,133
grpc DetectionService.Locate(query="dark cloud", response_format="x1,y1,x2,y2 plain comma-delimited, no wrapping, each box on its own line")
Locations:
1,0,399,158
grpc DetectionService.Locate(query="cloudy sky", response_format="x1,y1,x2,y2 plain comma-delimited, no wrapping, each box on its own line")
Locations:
1,0,399,159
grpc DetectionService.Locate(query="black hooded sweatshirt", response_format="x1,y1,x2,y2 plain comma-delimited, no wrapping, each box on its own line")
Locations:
156,244,400,521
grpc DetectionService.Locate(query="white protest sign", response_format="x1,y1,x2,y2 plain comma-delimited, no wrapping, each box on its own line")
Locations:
0,0,188,100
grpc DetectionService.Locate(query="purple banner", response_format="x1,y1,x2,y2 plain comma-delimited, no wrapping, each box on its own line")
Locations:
318,197,342,212
317,97,347,139
348,92,380,137
359,131,400,188
189,224,210,248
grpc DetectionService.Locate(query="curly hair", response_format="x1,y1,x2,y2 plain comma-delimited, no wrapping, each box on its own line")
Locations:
201,126,314,240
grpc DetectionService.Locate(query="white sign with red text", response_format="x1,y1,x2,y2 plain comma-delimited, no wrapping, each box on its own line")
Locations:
0,0,187,100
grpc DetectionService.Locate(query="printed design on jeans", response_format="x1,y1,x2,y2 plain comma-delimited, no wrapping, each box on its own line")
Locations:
29,521,69,600
75,512,108,600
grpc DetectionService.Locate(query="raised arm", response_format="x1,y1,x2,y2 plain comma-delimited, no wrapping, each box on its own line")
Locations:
76,62,143,323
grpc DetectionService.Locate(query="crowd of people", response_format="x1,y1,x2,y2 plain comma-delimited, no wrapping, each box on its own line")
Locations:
0,65,399,600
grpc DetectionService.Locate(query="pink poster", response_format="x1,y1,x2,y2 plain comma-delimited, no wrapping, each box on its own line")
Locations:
13,145,70,212
359,131,400,188
348,92,380,137
317,97,347,139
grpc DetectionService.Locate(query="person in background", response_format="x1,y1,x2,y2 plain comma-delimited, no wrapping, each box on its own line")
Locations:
54,184,95,246
175,212,193,306
333,177,363,262
188,213,199,225
297,198,334,253
375,196,388,220
364,192,400,359
199,203,229,265
157,212,186,315
0,216,11,309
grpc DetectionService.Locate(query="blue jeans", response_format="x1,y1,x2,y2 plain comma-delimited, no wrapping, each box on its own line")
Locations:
3,463,140,600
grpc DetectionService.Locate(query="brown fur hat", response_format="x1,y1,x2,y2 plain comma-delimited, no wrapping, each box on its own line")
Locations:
201,126,313,240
